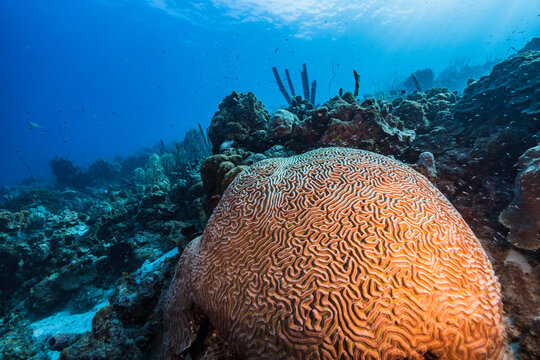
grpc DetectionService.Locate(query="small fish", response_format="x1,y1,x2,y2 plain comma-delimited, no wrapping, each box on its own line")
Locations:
15,150,20,153
274,48,279,53
27,121,41,129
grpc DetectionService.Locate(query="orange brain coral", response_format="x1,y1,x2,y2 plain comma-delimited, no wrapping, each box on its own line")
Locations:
164,147,507,360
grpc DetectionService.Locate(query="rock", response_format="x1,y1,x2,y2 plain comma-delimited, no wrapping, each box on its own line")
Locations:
499,145,540,250
243,153,267,166
0,210,27,234
504,249,533,275
208,91,270,153
286,95,313,121
453,51,540,131
54,254,100,291
519,37,540,53
269,109,298,139
415,152,437,178
61,305,144,360
29,276,64,314
26,206,50,230
393,100,430,133
0,244,21,288
318,98,415,156
60,253,179,360
0,326,46,360
88,159,122,184
221,165,249,193
49,157,90,190
264,145,295,158
109,272,163,327
33,241,51,263
292,106,330,146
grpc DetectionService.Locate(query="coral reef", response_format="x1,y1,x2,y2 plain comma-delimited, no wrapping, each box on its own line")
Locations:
268,109,298,139
499,145,540,250
403,52,540,245
164,148,508,360
314,97,415,156
518,37,540,53
208,91,270,153
392,99,430,133
1,48,539,359
60,253,178,360
453,51,539,131
0,134,209,357
402,68,434,92
49,157,91,190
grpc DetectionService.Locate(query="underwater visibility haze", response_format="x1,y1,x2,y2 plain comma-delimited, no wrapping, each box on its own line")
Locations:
0,0,540,359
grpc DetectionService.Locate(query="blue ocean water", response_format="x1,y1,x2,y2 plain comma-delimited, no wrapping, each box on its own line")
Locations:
1,0,539,186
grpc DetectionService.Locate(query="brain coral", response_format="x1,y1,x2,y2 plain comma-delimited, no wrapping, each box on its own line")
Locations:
164,147,507,360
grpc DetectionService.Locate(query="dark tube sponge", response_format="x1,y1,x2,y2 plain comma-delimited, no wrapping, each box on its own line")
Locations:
285,69,296,97
47,333,79,351
301,63,310,101
310,80,317,105
272,67,292,105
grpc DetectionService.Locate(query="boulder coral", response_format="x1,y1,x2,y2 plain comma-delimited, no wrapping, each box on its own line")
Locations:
164,147,508,360
208,91,270,153
269,109,298,139
499,144,540,250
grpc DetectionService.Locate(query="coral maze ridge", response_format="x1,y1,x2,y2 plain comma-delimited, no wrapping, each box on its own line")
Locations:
164,147,507,360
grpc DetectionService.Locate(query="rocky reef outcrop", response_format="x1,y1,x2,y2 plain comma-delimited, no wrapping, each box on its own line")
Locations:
208,91,270,153
499,145,540,250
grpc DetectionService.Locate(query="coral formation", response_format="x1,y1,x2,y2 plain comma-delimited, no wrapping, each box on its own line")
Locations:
453,51,539,131
414,151,437,178
268,109,298,139
393,99,430,133
499,145,540,250
316,98,415,156
49,157,91,190
403,69,434,92
59,253,178,360
208,91,270,153
164,147,507,360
